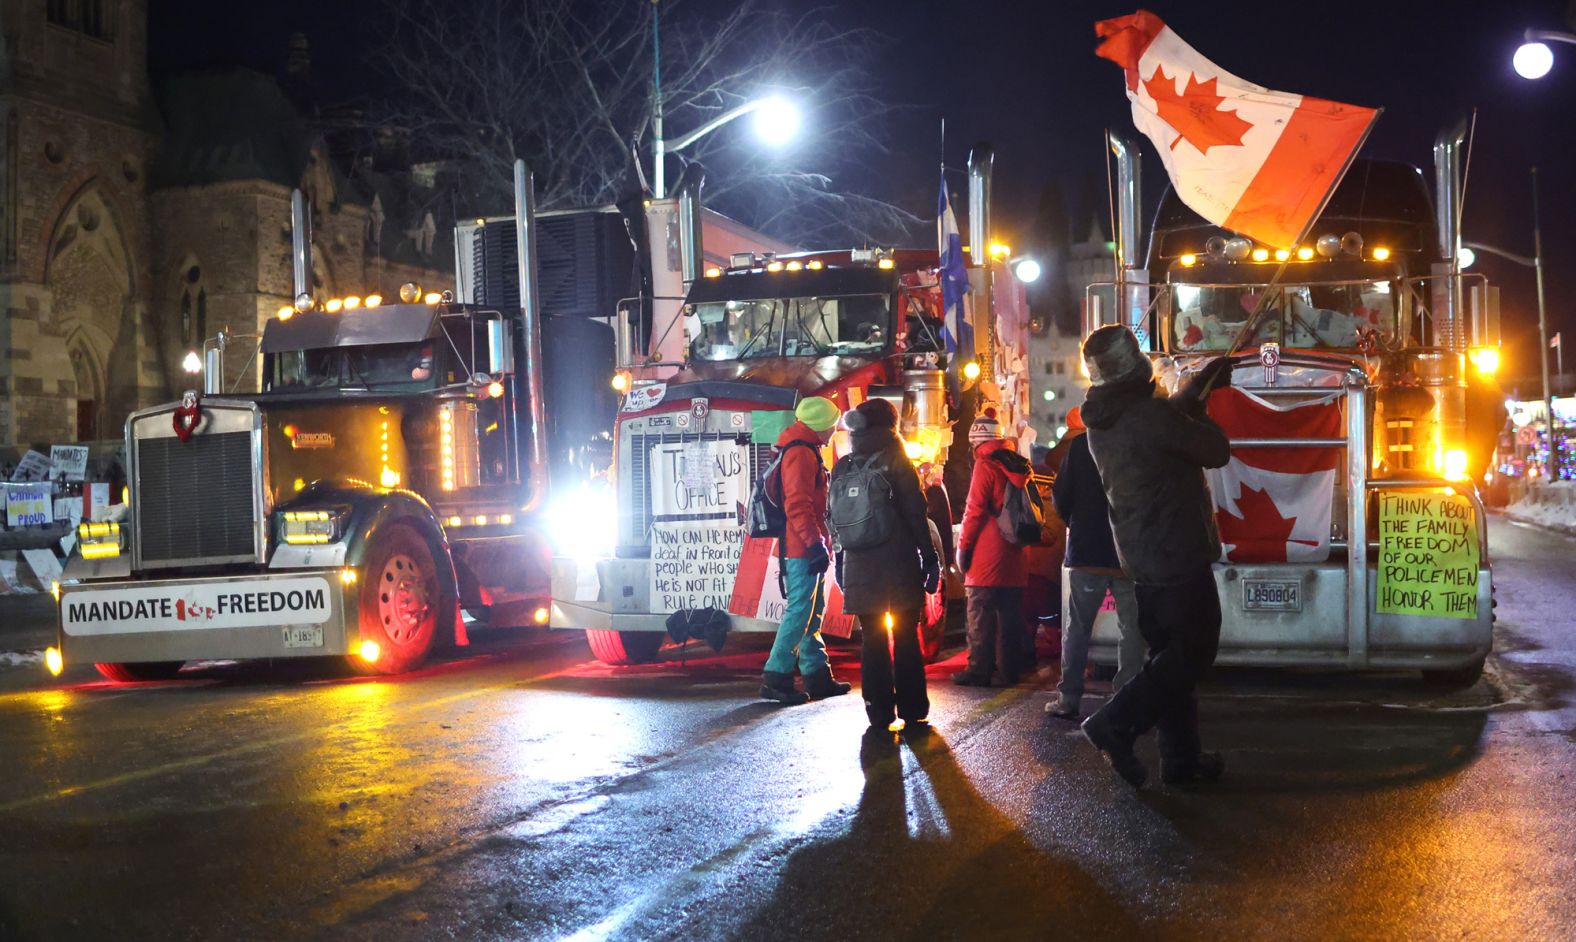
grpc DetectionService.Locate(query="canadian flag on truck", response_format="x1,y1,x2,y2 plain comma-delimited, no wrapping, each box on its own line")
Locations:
1205,387,1343,563
1095,10,1379,249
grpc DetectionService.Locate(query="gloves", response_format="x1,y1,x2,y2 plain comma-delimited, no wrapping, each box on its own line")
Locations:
805,541,831,576
1178,357,1233,411
835,552,846,589
921,553,941,595
956,546,972,577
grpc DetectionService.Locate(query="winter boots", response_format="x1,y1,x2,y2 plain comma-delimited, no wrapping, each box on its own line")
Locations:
804,669,852,700
1080,709,1148,789
759,671,809,705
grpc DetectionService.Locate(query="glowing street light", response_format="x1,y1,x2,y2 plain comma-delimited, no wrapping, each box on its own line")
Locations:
750,96,801,147
1514,29,1576,79
181,351,202,374
1011,257,1043,284
653,95,803,197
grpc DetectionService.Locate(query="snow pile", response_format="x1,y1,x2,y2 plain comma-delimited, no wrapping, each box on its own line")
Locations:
1504,481,1576,536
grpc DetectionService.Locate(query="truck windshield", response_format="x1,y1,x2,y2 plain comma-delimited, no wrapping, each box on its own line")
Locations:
688,294,892,361
267,342,437,392
1171,281,1396,352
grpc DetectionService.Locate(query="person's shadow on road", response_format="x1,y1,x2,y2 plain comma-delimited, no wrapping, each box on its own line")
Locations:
732,726,1141,942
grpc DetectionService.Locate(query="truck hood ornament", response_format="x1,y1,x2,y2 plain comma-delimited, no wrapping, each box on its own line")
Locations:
172,390,206,442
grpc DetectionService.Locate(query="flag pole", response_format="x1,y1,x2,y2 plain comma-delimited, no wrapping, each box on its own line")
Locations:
1204,107,1385,392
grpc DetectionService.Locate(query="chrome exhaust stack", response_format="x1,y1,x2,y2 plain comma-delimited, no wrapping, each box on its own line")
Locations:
513,160,550,513
1107,131,1148,341
675,164,706,286
290,189,312,304
1432,119,1467,351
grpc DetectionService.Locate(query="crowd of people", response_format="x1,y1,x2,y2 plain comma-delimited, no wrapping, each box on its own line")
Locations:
754,325,1233,789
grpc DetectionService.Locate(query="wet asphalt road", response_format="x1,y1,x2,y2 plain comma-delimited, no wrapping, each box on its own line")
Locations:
1,515,1573,941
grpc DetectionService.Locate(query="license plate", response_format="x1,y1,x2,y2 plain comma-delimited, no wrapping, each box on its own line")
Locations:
1243,579,1301,612
282,625,324,648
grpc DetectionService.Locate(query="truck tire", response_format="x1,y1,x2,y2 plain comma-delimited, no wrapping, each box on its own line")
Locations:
355,523,445,674
1422,658,1485,689
94,661,185,683
586,629,664,666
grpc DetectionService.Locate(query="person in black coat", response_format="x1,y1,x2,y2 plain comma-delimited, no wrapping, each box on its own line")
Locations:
834,399,941,730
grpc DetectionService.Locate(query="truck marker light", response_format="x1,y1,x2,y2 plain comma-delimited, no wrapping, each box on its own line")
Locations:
883,611,894,632
988,242,1011,258
766,260,785,272
45,647,63,677
1371,246,1391,261
364,294,383,308
399,283,422,303
1274,249,1290,262
340,569,358,585
359,640,381,663
611,372,631,393
446,516,462,527
486,381,505,399
294,478,306,492
343,296,362,310
473,515,488,526
1251,248,1270,262
498,514,514,525
806,260,824,270
325,298,344,313
1297,246,1315,260
276,305,295,320
785,261,803,271
904,440,924,461
961,361,981,382
704,267,722,279
423,292,442,305
1469,347,1500,376
379,468,401,488
533,606,550,625
1443,449,1469,482
1179,254,1197,267
877,258,895,270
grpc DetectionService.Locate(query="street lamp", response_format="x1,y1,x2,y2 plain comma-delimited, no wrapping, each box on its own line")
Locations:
651,96,800,198
1011,256,1042,284
181,351,202,374
1514,29,1576,79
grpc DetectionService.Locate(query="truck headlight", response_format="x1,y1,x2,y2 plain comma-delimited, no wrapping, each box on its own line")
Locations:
279,509,344,545
78,521,122,560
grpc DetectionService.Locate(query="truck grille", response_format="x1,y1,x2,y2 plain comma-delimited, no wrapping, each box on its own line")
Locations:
621,432,772,553
137,431,258,566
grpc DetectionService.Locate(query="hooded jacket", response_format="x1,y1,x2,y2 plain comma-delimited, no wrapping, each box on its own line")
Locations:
1051,432,1123,571
834,424,935,615
1081,379,1230,585
958,438,1031,588
772,420,829,559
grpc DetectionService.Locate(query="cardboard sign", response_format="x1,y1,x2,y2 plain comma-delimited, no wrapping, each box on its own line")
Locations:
727,535,857,638
10,450,51,482
649,521,745,613
1375,491,1480,619
49,445,90,481
647,440,749,517
3,483,53,526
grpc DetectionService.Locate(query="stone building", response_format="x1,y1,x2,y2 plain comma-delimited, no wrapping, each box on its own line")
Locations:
1026,220,1112,443
0,1,449,456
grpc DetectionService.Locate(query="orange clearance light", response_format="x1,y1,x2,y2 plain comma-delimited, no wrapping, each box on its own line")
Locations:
611,371,631,393
276,305,294,320
379,467,401,488
282,423,299,440
424,292,442,305
1297,246,1315,260
324,298,344,313
45,646,63,676
883,611,895,631
877,258,895,270
961,360,981,382
486,381,505,399
473,515,488,526
766,260,785,272
340,569,358,585
1372,246,1392,262
1274,248,1290,262
364,294,383,308
1251,248,1270,262
1469,346,1501,376
533,606,550,625
446,515,462,527
806,260,824,270
497,514,513,525
704,267,722,279
343,296,362,310
1179,254,1197,267
358,640,381,663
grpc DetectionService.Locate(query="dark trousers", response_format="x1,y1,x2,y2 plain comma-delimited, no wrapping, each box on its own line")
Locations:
964,586,1026,681
1095,567,1222,768
858,609,929,726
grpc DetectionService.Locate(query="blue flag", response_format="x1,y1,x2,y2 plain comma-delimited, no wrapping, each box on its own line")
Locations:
937,173,971,355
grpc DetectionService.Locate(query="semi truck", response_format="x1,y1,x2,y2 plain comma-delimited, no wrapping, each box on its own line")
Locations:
1084,123,1500,683
550,145,1033,665
49,164,564,681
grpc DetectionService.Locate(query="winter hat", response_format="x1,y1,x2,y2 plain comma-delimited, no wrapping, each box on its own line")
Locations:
795,396,841,432
1065,406,1085,432
845,397,898,431
968,407,1002,444
1082,325,1151,386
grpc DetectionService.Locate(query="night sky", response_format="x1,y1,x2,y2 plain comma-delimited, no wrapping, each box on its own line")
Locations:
150,0,1576,391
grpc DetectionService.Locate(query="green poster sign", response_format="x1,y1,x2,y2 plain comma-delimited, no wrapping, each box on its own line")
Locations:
750,409,794,445
1375,491,1480,619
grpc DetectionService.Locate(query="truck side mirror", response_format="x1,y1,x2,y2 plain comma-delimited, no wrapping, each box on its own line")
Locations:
486,318,515,375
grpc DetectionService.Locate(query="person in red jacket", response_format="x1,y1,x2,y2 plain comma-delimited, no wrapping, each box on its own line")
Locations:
760,396,851,705
953,408,1033,686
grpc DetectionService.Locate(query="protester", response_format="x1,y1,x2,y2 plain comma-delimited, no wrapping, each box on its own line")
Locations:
1043,405,1144,719
1077,326,1233,787
952,407,1033,686
832,399,939,730
760,395,851,705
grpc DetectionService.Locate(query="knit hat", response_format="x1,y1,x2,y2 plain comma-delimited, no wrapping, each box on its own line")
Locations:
795,395,841,432
968,407,1002,444
844,397,898,431
1065,405,1085,433
1082,325,1152,386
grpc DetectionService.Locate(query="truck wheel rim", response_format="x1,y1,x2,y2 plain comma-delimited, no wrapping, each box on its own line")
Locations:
378,553,430,645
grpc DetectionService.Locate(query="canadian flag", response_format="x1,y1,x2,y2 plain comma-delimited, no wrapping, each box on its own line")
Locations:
1095,10,1379,249
1205,387,1343,563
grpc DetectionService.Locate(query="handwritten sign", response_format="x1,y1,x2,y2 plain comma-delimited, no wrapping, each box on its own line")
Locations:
648,440,749,517
49,445,90,481
3,483,54,526
10,450,51,482
1375,491,1479,620
650,521,746,613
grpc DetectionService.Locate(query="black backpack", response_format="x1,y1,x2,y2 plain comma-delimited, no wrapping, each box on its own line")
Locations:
991,452,1050,546
746,439,820,541
828,452,900,551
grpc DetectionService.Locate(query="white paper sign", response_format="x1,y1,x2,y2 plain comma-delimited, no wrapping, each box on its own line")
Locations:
88,483,110,522
0,557,20,594
21,548,63,587
61,576,335,636
621,382,667,413
649,521,745,613
10,450,51,482
49,445,90,481
647,440,749,517
4,483,53,526
53,497,83,526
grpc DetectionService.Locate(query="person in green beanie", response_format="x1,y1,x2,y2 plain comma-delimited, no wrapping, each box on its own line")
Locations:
759,396,851,704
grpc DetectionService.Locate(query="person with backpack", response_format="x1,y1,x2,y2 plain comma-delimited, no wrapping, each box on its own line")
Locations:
952,407,1034,687
830,399,940,730
759,396,851,705
1043,405,1144,720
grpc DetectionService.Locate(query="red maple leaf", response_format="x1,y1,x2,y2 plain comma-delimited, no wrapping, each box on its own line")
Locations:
1144,67,1254,155
1216,485,1318,563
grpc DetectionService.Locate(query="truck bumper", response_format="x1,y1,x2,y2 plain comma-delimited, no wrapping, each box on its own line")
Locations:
548,556,779,633
1086,563,1494,671
57,570,354,665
